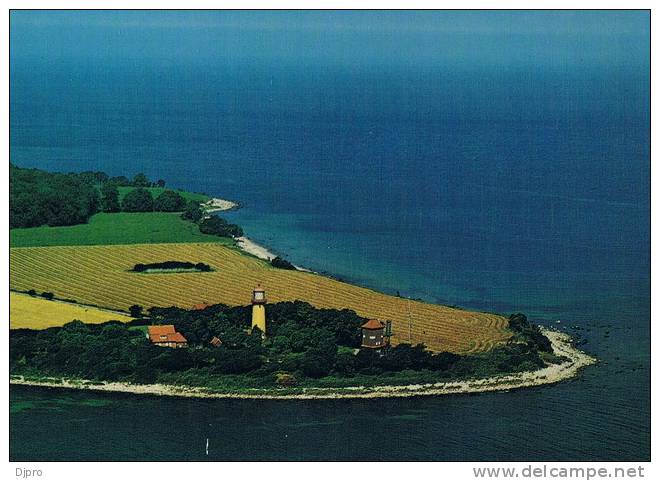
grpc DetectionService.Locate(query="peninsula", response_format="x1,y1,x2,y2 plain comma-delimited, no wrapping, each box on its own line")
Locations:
10,329,595,400
9,165,596,398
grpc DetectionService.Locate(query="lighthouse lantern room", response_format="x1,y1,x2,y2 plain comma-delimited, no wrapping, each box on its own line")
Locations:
251,285,267,336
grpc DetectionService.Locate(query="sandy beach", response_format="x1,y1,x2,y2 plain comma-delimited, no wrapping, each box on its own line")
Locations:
202,197,239,212
10,328,595,400
235,236,312,272
204,196,311,271
236,236,278,261
199,198,275,260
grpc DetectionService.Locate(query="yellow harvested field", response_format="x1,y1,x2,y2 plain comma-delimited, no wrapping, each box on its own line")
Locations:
10,291,134,329
9,243,510,352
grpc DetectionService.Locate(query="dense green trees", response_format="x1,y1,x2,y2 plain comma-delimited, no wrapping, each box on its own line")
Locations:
10,164,100,228
181,201,204,222
11,167,241,246
132,261,211,272
108,175,132,186
100,183,121,212
509,313,552,352
10,294,553,388
153,190,186,212
199,215,244,238
132,173,150,187
129,305,144,317
121,188,154,212
271,257,296,270
301,329,338,377
79,171,109,185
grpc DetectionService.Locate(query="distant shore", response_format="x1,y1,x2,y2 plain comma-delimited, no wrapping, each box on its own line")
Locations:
10,329,595,400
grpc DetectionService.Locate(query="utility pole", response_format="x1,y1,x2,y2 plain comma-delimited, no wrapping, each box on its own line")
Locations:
407,297,412,343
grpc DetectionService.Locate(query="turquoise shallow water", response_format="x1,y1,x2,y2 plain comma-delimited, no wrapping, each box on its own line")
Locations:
9,10,649,460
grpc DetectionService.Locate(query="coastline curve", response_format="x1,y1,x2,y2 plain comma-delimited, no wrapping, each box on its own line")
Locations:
10,329,596,400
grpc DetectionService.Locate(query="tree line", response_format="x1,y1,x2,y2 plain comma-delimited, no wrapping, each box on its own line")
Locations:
10,164,100,228
102,186,187,213
10,165,172,228
132,261,212,272
11,165,245,240
10,299,554,388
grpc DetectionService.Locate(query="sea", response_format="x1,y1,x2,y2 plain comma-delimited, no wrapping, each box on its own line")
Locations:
9,11,650,461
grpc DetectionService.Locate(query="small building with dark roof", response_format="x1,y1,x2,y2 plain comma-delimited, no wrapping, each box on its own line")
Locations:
361,319,387,349
147,325,188,348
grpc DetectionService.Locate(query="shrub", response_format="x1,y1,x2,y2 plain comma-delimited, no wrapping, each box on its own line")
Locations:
121,188,154,212
134,365,158,384
132,173,150,187
199,215,244,238
509,313,552,353
131,261,211,272
153,190,186,212
108,175,131,186
271,257,295,270
428,351,462,371
181,200,204,223
100,183,120,213
40,292,54,300
275,372,298,387
334,352,357,376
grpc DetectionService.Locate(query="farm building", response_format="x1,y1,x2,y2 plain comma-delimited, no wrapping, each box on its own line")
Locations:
361,319,389,349
147,325,188,348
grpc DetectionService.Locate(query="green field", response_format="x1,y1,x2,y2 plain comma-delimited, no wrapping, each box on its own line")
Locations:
10,212,233,247
117,187,210,204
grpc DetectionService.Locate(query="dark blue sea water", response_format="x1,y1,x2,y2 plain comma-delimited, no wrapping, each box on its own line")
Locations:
9,11,650,461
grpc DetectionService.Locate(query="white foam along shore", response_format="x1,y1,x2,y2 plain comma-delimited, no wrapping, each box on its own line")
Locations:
10,329,596,400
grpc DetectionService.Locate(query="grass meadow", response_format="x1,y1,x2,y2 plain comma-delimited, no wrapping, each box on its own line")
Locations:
10,212,233,247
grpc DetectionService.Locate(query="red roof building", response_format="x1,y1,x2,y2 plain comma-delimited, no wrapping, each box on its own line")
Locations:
147,325,188,348
192,303,212,311
361,319,387,349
